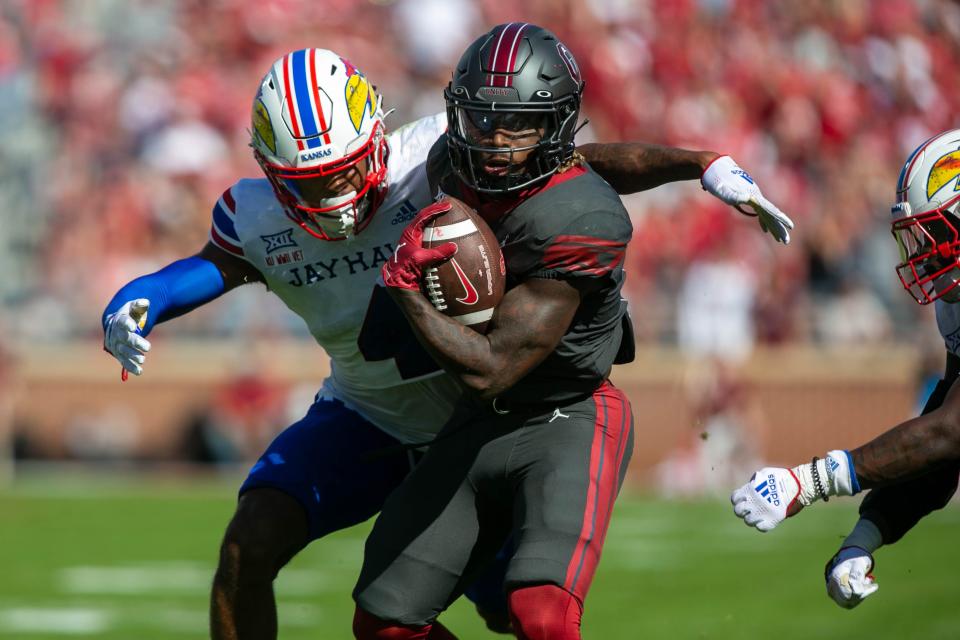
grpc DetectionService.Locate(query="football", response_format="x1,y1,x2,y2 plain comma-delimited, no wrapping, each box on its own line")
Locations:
421,196,506,333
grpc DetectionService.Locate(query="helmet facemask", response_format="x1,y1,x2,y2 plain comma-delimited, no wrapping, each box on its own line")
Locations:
892,194,960,304
446,96,579,195
256,121,387,241
443,24,584,196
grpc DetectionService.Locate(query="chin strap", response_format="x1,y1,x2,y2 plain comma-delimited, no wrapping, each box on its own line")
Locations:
307,190,374,239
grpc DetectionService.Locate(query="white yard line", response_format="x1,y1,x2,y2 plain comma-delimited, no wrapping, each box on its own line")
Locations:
60,564,213,595
0,602,323,635
59,563,330,596
0,607,112,635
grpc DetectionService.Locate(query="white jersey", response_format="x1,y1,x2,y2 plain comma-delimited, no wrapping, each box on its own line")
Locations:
209,113,460,443
935,299,960,356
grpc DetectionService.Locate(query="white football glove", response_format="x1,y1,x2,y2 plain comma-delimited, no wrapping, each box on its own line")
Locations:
825,547,878,609
732,452,858,532
103,299,151,377
730,467,803,532
701,155,794,244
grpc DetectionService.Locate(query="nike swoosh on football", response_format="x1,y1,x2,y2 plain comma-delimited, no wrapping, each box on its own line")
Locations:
450,258,479,304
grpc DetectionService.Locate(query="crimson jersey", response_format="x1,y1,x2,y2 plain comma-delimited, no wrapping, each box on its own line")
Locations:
428,135,632,404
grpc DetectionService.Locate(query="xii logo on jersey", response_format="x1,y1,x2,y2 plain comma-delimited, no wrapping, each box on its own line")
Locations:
261,229,299,254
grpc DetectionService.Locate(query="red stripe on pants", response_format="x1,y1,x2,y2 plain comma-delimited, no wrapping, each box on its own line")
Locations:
562,381,631,600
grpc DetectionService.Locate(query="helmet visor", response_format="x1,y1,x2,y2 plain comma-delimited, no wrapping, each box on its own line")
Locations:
453,106,554,192
456,107,547,146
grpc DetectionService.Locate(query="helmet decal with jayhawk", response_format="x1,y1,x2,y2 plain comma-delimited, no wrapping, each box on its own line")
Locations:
891,129,960,304
341,57,377,134
250,48,387,241
926,150,960,200
252,96,276,155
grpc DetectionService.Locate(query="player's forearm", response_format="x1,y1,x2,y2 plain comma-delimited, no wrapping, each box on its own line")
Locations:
389,288,502,395
578,142,718,195
850,410,960,489
858,462,960,545
388,289,514,398
850,365,960,543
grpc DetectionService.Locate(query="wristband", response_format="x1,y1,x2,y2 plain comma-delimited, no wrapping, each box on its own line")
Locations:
811,456,829,502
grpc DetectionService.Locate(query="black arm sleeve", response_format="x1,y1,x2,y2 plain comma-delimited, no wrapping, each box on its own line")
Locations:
858,351,960,544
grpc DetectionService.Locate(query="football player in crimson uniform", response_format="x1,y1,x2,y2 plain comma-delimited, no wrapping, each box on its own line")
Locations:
351,24,788,640
101,47,791,639
731,128,960,609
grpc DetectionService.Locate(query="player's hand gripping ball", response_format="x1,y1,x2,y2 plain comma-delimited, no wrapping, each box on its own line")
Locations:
382,197,505,333
382,200,459,291
420,196,505,333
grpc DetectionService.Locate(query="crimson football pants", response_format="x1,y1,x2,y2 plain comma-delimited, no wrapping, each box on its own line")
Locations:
353,584,581,640
352,381,634,632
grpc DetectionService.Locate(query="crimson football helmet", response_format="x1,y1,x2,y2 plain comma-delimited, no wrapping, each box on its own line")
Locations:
443,23,584,194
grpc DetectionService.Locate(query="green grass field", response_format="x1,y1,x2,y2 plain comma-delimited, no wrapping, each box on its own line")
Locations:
1,470,957,639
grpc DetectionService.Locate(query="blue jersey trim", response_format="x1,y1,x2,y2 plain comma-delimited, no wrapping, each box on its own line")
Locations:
212,202,239,241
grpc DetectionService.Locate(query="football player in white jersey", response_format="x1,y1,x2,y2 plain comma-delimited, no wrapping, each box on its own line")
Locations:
102,48,793,638
730,128,960,610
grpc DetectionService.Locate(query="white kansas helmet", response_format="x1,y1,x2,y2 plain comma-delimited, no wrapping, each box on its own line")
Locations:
251,48,387,240
892,128,960,304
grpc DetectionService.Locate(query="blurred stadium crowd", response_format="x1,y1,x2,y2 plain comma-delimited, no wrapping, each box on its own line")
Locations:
2,0,959,354
2,0,956,473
